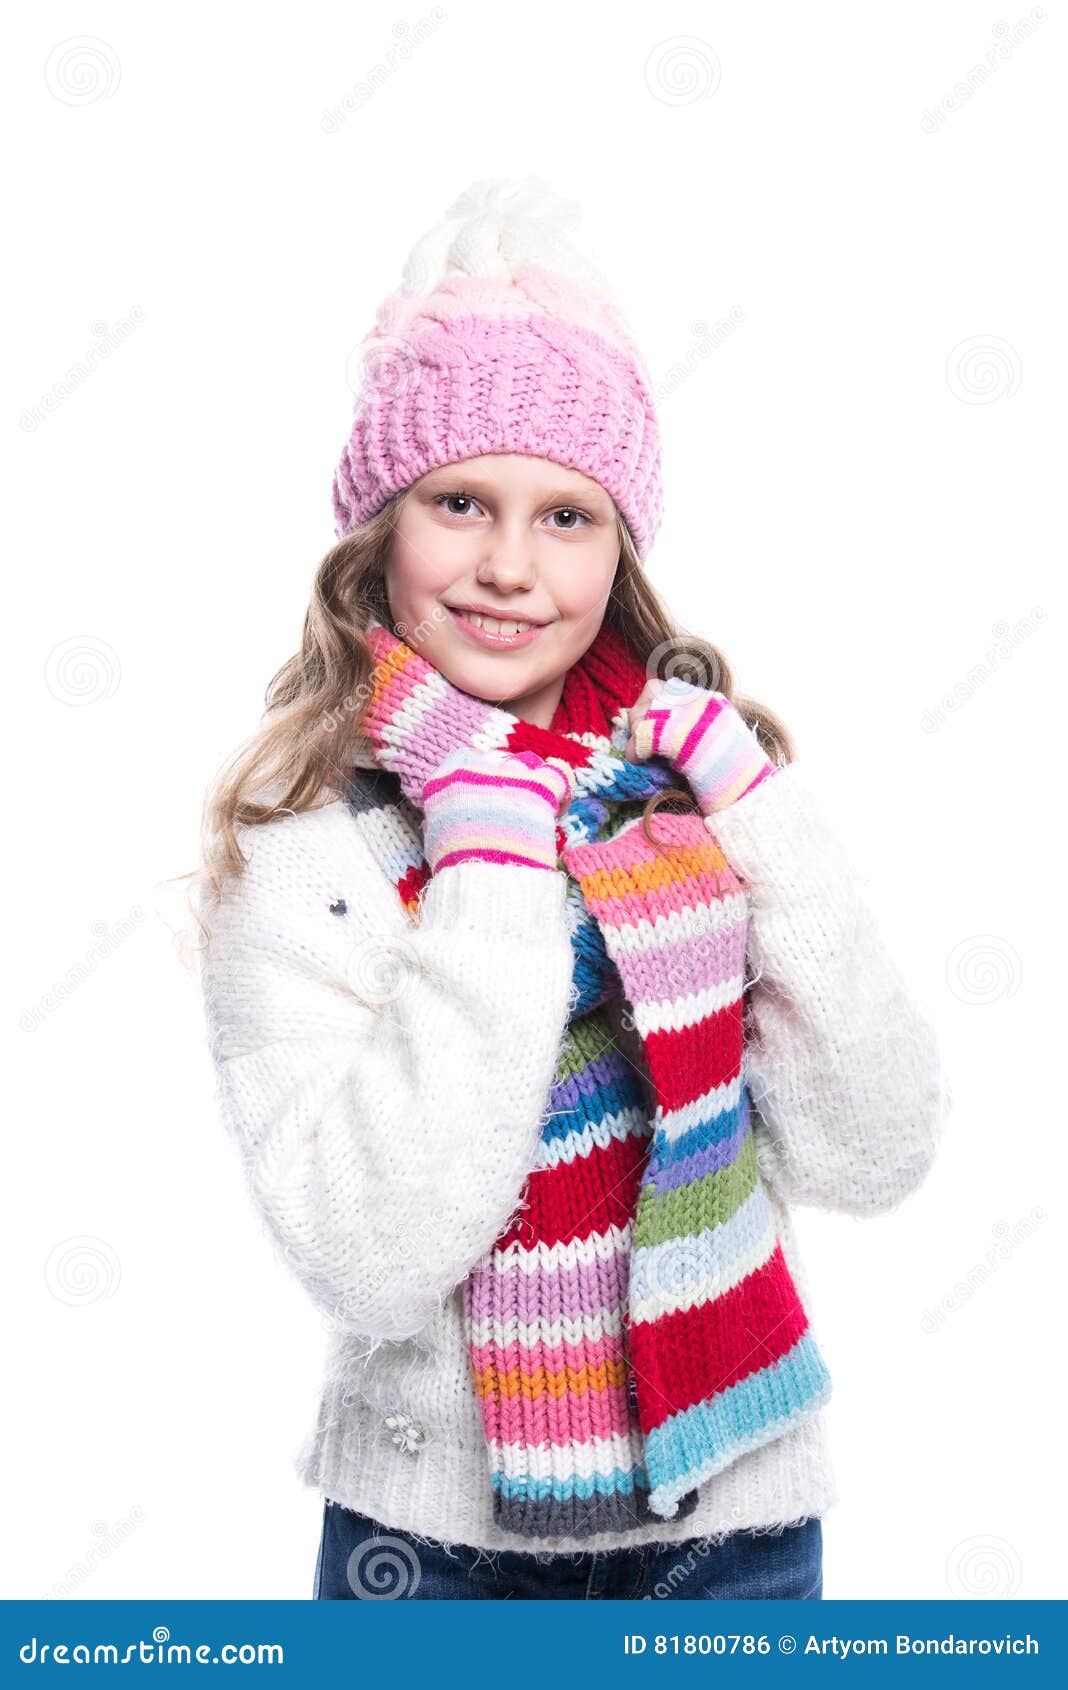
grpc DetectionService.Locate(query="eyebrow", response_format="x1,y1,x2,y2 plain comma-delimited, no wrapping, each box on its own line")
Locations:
421,474,613,513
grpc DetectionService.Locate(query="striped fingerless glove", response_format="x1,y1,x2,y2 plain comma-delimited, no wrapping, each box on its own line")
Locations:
632,675,778,814
421,748,576,874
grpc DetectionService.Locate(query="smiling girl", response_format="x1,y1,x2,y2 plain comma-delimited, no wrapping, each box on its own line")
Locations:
384,451,625,727
194,177,948,1601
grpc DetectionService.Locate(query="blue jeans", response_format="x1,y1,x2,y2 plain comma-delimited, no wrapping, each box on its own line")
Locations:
312,1500,823,1600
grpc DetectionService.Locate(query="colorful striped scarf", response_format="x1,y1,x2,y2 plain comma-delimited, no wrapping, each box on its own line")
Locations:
345,617,832,1539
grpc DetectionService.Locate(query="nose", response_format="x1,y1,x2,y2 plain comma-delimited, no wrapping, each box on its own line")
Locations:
475,527,538,594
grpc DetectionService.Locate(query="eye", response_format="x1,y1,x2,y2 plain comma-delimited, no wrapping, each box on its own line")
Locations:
433,492,482,518
546,506,591,531
431,493,592,529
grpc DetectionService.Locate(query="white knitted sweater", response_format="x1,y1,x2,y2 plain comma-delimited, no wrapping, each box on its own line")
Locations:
197,759,948,1556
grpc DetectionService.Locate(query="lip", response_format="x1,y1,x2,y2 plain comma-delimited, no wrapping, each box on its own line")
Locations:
445,604,551,651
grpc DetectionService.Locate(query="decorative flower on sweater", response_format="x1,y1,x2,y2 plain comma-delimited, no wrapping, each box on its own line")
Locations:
384,1411,427,1454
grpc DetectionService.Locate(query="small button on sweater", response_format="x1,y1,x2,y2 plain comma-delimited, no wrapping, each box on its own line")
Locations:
197,761,949,1555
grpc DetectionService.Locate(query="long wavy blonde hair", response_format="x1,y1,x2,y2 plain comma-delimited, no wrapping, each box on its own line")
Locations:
183,491,796,944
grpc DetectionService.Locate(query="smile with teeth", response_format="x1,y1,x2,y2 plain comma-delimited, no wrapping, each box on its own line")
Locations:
455,610,539,637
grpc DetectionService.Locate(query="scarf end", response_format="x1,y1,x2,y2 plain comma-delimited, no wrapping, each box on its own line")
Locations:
488,1467,704,1542
645,1335,834,1522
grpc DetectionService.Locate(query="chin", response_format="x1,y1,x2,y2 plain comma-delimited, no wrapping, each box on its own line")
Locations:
455,657,539,706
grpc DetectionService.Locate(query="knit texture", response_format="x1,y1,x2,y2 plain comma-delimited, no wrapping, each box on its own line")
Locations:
635,674,779,812
354,619,834,1535
331,177,664,560
421,747,574,874
199,722,948,1555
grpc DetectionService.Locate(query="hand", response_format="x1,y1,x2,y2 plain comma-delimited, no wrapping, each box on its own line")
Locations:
421,747,576,875
625,674,778,814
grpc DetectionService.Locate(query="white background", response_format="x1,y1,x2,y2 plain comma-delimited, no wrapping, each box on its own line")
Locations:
6,0,1064,1601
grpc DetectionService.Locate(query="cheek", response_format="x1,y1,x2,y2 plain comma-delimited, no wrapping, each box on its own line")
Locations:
387,524,470,608
546,545,618,624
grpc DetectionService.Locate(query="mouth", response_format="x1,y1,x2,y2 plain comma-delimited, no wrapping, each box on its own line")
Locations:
445,604,552,651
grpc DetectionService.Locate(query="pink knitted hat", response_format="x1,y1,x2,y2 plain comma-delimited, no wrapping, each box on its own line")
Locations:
331,177,664,561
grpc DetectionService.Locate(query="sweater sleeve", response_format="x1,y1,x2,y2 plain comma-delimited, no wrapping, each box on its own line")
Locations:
704,762,952,1217
197,801,575,1342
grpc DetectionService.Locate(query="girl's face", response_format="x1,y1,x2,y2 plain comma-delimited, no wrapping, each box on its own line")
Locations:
384,453,621,728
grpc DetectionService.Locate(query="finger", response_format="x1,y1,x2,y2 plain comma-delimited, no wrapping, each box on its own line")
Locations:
631,677,666,723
